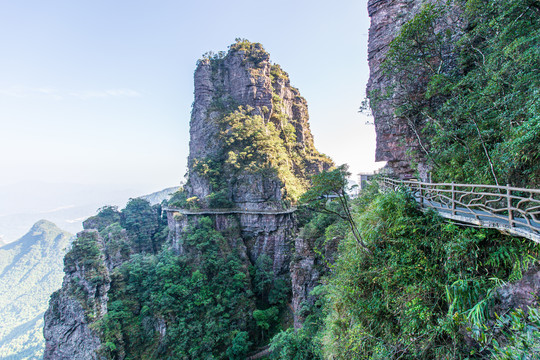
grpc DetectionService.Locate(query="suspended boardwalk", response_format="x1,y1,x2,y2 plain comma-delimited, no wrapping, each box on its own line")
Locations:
162,206,297,216
379,178,540,243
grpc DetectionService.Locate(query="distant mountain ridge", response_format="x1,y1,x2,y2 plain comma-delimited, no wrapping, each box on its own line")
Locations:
138,186,177,205
0,220,73,359
0,187,175,358
0,184,176,244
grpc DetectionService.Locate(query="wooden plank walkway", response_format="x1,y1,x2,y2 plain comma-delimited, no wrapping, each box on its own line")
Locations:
380,177,540,243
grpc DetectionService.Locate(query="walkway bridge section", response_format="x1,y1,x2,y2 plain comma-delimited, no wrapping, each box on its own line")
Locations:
379,178,540,243
162,206,297,216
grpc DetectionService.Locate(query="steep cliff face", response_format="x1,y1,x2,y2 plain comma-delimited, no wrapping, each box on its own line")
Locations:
367,0,461,179
44,230,110,360
44,41,332,358
44,202,166,360
186,40,331,208
367,0,425,178
168,211,294,278
173,40,334,327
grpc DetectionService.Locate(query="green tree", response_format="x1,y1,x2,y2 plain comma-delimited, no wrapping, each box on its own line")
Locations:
226,331,251,360
253,307,279,342
121,198,159,254
300,165,367,252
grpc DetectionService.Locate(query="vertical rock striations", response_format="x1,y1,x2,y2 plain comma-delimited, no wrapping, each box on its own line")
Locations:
44,230,110,360
367,0,462,179
44,203,166,359
367,0,426,178
186,40,331,208
173,39,333,325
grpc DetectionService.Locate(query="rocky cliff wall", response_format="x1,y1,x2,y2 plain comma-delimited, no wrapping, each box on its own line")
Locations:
186,40,331,208
44,204,164,360
174,40,334,327
44,231,110,360
44,41,334,357
168,212,293,277
367,0,429,178
367,0,464,179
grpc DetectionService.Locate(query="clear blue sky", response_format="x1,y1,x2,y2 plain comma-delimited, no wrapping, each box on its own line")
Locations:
0,0,381,192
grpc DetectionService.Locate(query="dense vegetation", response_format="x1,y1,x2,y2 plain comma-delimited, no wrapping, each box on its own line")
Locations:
76,199,292,359
67,176,540,359
97,217,254,359
377,0,540,186
48,10,540,357
267,3,540,357
270,183,540,359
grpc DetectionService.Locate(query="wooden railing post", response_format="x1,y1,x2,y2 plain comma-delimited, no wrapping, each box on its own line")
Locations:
507,184,514,228
451,182,455,216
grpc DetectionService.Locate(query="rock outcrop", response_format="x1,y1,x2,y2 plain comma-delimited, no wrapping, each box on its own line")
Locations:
44,293,103,360
171,40,333,326
494,267,540,314
367,0,428,178
186,40,331,208
367,0,462,179
44,230,110,360
44,41,332,357
44,203,164,360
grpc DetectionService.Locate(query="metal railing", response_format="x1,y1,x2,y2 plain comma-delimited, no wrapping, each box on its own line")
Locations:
379,177,540,243
162,206,297,216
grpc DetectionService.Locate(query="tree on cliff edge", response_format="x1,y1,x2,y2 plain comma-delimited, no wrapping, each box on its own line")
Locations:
300,165,368,252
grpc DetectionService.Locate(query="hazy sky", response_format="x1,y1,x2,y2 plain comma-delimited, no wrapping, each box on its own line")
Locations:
0,0,382,192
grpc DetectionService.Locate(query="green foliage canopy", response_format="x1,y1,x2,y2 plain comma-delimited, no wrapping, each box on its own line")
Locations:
380,0,540,186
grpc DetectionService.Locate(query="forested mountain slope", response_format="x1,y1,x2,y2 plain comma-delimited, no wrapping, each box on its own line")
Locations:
0,220,72,359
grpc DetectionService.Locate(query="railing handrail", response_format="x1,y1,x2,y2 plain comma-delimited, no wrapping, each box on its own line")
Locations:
162,206,297,215
379,177,540,243
380,177,540,194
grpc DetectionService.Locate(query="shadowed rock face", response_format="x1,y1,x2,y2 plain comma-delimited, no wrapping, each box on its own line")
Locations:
367,0,429,179
44,230,109,360
44,204,168,359
168,212,293,277
44,294,103,360
495,267,540,314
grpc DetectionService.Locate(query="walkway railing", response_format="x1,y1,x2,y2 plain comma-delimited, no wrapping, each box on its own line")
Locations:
379,177,540,243
162,206,297,216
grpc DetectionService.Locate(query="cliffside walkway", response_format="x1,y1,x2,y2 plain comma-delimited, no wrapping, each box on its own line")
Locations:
380,177,540,243
162,206,297,216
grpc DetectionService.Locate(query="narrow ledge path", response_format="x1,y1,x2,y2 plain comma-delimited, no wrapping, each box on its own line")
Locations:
162,206,297,216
